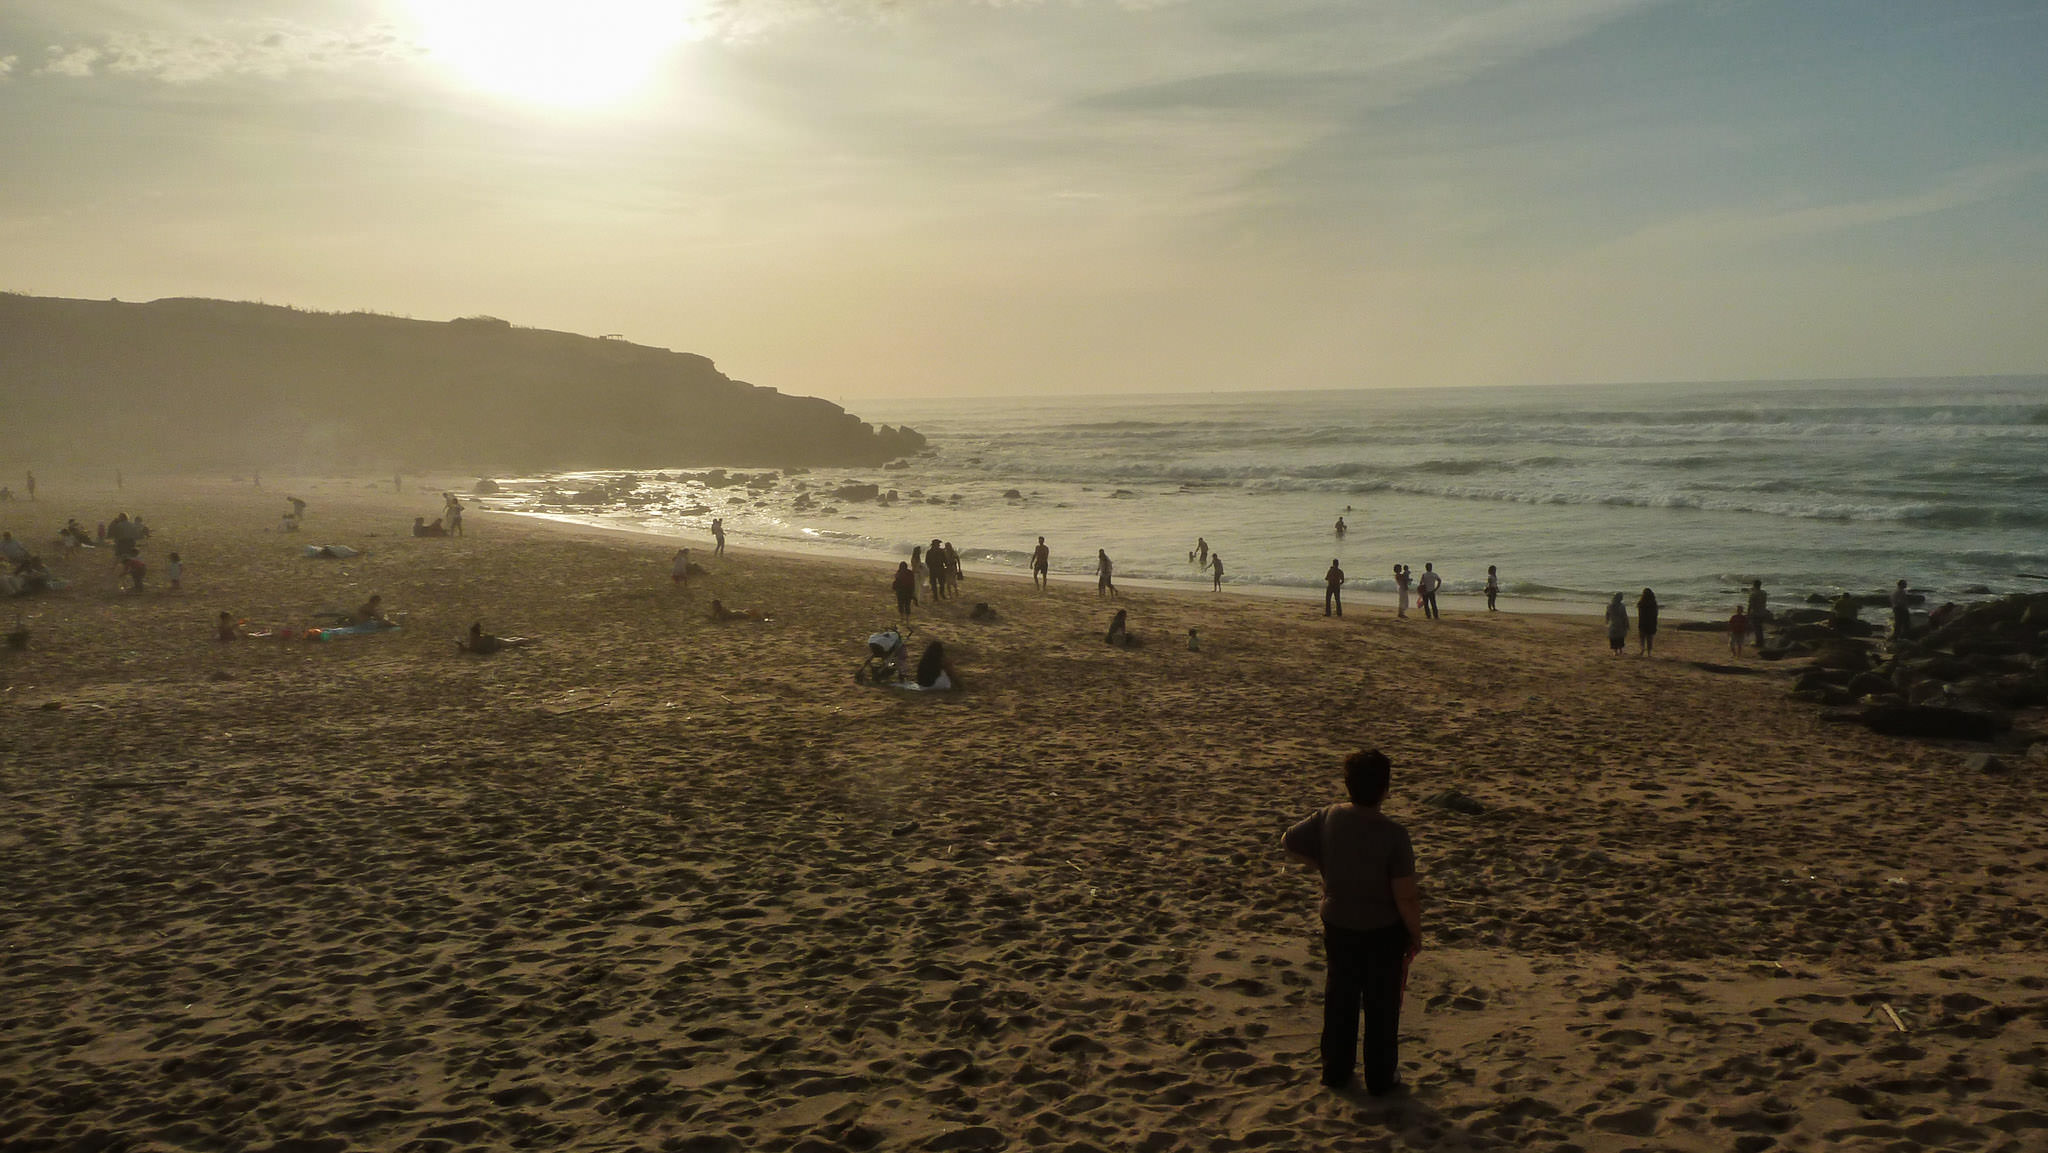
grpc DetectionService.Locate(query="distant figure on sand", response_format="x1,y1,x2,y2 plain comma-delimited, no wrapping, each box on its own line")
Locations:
712,518,726,557
1746,579,1769,650
1394,565,1410,618
1889,579,1912,639
459,622,532,654
1325,559,1345,617
1636,588,1659,655
1484,565,1499,612
288,496,307,521
1097,550,1117,599
1604,594,1629,655
914,640,959,690
710,599,763,622
26,470,35,501
1728,607,1749,657
1106,608,1133,647
1282,748,1422,1096
1417,563,1441,620
671,548,691,586
1210,553,1224,592
910,546,927,603
1031,536,1050,590
217,611,241,642
167,552,183,591
352,595,391,626
893,562,918,623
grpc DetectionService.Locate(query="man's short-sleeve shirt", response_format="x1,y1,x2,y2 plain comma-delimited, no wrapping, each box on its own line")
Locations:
1283,803,1416,932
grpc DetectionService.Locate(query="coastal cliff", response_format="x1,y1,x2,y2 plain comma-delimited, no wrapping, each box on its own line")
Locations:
0,294,924,472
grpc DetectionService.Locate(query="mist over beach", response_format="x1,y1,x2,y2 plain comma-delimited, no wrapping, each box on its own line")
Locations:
6,2,2048,1151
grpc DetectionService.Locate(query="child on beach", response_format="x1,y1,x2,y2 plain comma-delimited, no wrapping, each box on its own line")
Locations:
893,562,917,623
167,552,183,591
216,611,240,642
1729,607,1749,657
1485,566,1499,612
671,548,691,586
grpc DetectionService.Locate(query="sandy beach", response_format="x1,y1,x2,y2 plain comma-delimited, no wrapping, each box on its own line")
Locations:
3,478,2044,1153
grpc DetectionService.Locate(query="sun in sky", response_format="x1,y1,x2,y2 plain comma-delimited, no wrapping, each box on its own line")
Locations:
402,0,701,108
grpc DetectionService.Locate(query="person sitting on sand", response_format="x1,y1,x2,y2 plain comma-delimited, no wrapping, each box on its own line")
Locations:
217,611,241,642
1106,608,1134,647
1728,606,1749,657
1282,748,1423,1096
710,599,762,622
351,595,391,626
458,621,532,654
914,640,960,690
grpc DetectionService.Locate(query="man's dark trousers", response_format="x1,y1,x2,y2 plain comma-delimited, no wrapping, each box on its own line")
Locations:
1321,921,1410,1092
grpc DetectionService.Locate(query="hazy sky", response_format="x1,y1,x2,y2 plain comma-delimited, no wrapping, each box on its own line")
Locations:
3,1,2045,399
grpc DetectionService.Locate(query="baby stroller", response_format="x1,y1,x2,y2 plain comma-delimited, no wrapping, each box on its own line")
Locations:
855,629,907,684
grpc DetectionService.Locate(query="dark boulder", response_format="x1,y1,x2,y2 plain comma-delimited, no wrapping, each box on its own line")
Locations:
1861,705,2010,742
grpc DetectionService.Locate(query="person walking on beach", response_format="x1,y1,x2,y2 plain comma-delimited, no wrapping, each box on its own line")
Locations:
1889,579,1912,640
1746,579,1769,651
892,561,917,623
712,518,726,558
1729,606,1749,657
1394,565,1410,618
1484,565,1499,612
1031,536,1050,591
26,470,35,501
1097,549,1118,599
1636,588,1659,655
1604,593,1629,655
1325,559,1346,617
1282,748,1422,1095
1417,563,1442,620
1210,552,1224,592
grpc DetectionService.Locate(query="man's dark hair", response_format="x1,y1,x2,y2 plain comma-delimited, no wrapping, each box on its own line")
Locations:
1344,749,1392,806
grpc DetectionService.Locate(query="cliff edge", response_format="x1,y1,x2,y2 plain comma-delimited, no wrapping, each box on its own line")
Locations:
0,294,924,472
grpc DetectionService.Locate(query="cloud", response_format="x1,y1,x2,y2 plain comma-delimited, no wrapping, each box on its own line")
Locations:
30,20,419,84
0,54,16,79
1601,158,2048,255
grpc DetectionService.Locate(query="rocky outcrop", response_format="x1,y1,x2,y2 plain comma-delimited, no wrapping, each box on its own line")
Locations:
1788,592,2048,744
0,294,925,472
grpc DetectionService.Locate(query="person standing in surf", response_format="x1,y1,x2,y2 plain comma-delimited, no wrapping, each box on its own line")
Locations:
1031,537,1050,591
1210,552,1224,592
1484,565,1499,612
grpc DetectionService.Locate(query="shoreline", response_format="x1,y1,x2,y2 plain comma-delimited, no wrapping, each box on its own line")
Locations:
3,477,2043,1153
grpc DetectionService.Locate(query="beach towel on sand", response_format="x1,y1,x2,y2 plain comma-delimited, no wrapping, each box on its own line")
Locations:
302,545,363,559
